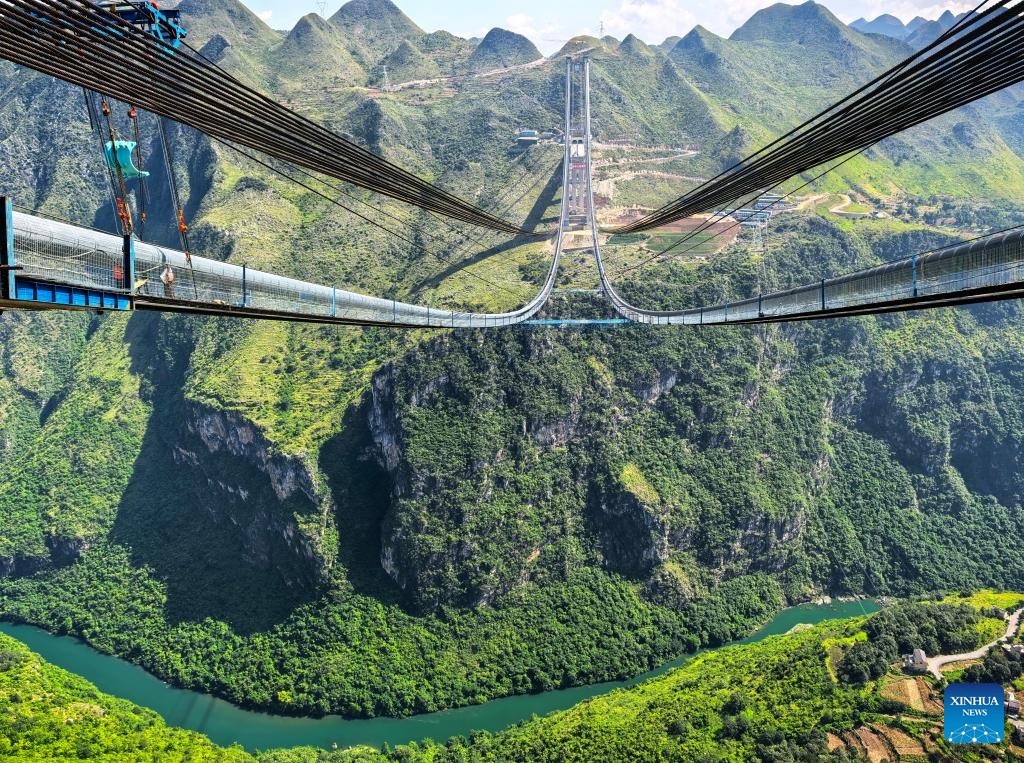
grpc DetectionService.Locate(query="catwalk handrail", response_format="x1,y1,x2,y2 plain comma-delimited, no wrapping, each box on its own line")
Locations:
587,57,1024,325
9,191,561,327
3,74,573,328
6,56,569,329
601,225,1024,325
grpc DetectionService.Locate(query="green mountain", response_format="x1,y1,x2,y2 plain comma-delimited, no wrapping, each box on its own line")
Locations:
3,0,1024,736
272,13,365,88
375,40,440,85
363,599,1014,762
414,30,475,77
177,0,281,87
177,0,280,49
467,28,542,72
618,33,654,58
556,34,608,58
664,5,1024,192
850,12,910,38
329,0,424,69
849,9,970,50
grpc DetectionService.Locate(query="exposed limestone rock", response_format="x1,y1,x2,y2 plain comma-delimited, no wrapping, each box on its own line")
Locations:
170,401,332,588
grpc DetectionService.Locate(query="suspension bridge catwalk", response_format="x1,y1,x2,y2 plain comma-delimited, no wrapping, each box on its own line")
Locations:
578,58,1024,325
0,61,573,329
3,50,1024,326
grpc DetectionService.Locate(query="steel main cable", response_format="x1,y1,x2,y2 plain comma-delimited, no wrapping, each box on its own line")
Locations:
173,13,546,233
618,7,1024,232
611,0,1024,233
160,6,544,238
218,136,558,253
6,23,536,243
215,136,562,290
610,149,870,276
181,24,562,242
604,1,983,270
404,154,566,296
612,0,1010,233
604,0,997,274
4,0,1011,236
0,0,539,236
212,137,553,303
0,0,473,223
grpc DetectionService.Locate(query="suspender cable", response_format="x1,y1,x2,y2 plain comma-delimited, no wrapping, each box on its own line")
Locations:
157,117,188,262
157,117,198,297
99,96,133,236
82,89,124,235
128,105,148,238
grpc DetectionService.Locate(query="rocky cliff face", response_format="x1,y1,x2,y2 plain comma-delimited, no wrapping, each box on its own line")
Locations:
360,272,1015,617
0,394,335,591
171,400,334,589
590,481,683,576
364,327,830,613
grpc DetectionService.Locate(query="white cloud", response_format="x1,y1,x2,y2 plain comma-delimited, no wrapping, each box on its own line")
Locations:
597,0,770,43
504,12,562,45
256,9,273,21
599,0,697,43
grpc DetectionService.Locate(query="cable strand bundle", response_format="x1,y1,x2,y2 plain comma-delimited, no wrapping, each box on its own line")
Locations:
611,0,1024,234
0,0,539,235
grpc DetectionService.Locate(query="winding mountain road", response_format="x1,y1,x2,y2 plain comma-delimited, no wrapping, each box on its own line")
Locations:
927,609,1021,679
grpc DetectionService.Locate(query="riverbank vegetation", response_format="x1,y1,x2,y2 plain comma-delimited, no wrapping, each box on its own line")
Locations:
7,208,1024,720
4,599,1022,761
0,551,782,718
4,0,1024,727
0,633,249,761
836,602,1003,684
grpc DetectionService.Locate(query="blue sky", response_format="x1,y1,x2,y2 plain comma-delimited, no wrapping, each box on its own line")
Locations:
242,0,973,54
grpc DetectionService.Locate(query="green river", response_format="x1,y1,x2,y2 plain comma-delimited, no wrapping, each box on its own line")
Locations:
0,599,878,752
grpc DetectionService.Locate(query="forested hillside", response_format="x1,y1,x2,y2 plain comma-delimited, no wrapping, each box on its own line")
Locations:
1,0,1024,723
